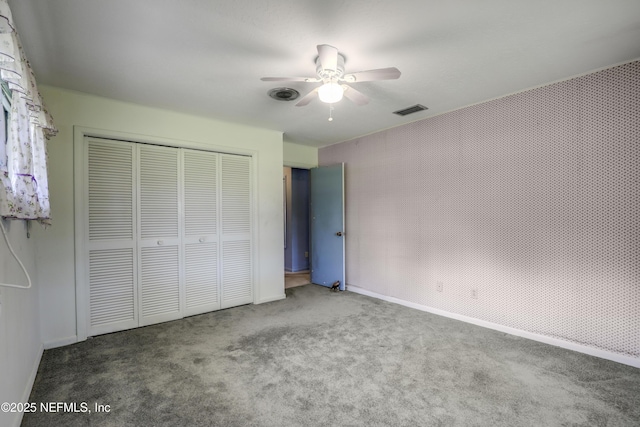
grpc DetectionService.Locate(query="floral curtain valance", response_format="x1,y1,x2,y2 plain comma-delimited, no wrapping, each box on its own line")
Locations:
0,0,57,223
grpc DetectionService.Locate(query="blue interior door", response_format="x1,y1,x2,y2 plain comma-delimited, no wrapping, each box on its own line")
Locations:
310,164,345,290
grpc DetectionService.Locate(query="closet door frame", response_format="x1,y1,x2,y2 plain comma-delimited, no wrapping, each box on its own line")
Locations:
74,126,259,342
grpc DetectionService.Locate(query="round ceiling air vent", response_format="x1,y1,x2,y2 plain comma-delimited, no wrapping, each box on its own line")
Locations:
268,87,300,101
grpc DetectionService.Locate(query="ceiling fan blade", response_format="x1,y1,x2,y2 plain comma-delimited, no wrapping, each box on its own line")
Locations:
317,44,338,72
342,67,401,83
295,88,319,107
261,76,319,82
342,85,369,106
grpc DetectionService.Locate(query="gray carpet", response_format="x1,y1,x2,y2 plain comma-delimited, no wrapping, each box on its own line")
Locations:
23,284,640,426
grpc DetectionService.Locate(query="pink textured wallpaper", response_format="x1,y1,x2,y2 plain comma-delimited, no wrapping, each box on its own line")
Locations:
319,61,640,358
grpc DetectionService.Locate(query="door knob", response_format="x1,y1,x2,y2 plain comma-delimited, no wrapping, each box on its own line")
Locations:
336,231,343,237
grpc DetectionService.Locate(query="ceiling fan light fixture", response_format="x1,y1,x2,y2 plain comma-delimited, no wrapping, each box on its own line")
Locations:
261,44,401,109
318,82,344,103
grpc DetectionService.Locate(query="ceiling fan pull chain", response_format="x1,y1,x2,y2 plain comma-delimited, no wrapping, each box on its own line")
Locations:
328,104,334,122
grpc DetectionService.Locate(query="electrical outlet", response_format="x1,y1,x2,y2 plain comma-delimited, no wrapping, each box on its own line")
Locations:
304,251,309,258
471,288,478,299
436,281,443,292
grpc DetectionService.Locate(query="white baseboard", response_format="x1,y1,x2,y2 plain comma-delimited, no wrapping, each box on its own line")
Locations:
346,285,640,369
256,294,286,304
44,335,78,350
13,343,44,427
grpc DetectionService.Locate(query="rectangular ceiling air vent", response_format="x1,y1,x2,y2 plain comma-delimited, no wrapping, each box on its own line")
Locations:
393,104,428,116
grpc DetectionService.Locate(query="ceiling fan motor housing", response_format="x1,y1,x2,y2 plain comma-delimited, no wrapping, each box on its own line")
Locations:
316,53,345,82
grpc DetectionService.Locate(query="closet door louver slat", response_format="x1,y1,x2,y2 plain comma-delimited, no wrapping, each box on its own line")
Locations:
140,246,180,317
222,240,252,303
221,154,253,308
221,155,251,235
184,150,218,236
139,146,179,239
138,145,182,326
88,143,134,240
86,139,138,336
183,150,221,315
89,248,135,327
185,243,219,309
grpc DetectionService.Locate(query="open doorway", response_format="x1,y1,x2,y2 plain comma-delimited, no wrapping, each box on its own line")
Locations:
283,167,310,289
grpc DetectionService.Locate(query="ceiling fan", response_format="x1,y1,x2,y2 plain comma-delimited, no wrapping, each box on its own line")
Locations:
261,44,401,107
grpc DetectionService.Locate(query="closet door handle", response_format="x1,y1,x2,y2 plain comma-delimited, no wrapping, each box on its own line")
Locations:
199,237,205,243
157,240,164,246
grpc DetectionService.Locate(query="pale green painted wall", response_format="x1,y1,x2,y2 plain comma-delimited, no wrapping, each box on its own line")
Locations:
283,141,318,169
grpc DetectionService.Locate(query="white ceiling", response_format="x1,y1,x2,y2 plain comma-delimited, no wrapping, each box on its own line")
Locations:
9,0,640,148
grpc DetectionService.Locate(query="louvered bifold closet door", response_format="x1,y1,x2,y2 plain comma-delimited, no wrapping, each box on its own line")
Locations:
220,154,253,309
86,138,138,336
138,145,183,326
183,149,221,316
